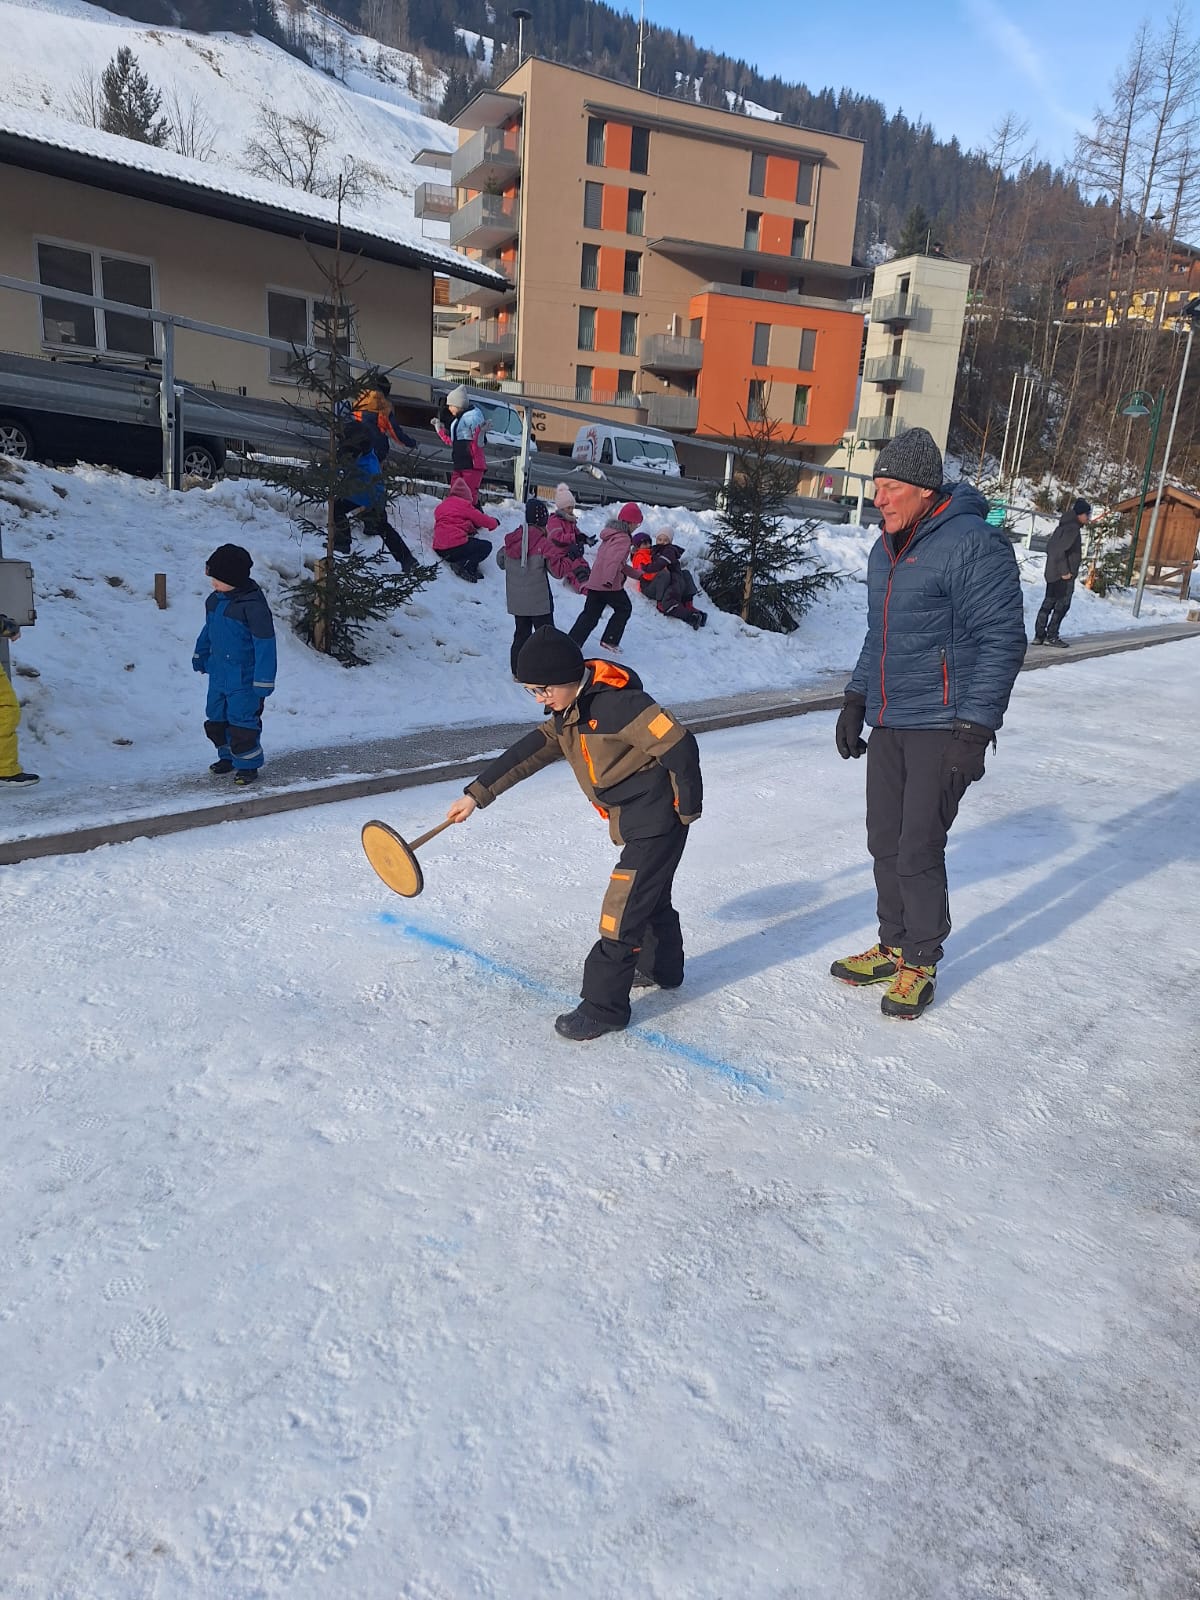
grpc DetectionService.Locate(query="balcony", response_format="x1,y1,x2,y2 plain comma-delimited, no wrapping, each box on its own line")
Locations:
863,354,913,386
446,317,516,367
856,414,903,444
414,182,455,222
644,393,699,431
450,125,522,192
450,193,519,251
640,333,703,373
446,259,516,310
871,291,919,326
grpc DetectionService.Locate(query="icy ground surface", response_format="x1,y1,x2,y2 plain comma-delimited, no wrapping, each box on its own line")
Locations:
2,643,1198,1598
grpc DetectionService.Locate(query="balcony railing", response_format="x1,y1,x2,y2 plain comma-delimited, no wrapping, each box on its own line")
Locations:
871,291,919,326
414,182,454,222
640,333,704,372
449,193,519,250
446,317,516,365
501,381,641,409
863,354,913,386
644,393,699,431
856,413,903,444
623,270,642,296
446,259,516,309
450,125,522,191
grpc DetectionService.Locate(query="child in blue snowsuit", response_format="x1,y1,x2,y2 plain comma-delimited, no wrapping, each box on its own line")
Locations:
193,543,277,786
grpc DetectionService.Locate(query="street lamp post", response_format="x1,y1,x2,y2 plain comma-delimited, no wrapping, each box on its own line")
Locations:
1132,297,1200,617
511,7,531,61
1117,387,1165,586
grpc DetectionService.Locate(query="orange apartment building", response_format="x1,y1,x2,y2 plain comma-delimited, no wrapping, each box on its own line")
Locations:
439,58,867,453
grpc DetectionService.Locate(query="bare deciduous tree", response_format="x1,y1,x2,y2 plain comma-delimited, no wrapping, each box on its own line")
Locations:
164,86,218,161
66,65,102,129
244,106,367,203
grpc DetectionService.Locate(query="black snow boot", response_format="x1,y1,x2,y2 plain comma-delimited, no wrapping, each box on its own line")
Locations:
1044,635,1069,648
554,1005,627,1042
209,758,234,775
233,769,259,787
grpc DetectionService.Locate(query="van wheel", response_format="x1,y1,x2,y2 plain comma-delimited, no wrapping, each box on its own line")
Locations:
182,441,221,480
0,416,34,460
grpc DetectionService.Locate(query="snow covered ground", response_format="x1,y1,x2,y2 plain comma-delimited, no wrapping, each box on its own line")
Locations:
0,0,453,220
1,456,1191,798
2,641,1199,1597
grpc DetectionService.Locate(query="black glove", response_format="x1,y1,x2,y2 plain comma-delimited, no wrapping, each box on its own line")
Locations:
835,696,868,759
945,719,993,795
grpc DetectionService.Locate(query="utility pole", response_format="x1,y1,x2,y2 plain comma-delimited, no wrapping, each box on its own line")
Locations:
637,0,645,89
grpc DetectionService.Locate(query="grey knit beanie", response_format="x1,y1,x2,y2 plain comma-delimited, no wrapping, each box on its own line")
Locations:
873,427,944,490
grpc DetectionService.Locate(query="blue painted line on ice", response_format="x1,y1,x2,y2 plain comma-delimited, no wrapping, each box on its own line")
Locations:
377,912,776,1099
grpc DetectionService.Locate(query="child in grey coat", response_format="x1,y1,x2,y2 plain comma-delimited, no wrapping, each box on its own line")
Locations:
497,498,556,677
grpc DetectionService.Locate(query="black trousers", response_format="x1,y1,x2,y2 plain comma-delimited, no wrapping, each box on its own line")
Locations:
569,590,632,648
1035,578,1075,639
332,501,418,570
510,612,554,678
865,727,980,967
581,824,689,1026
444,535,493,577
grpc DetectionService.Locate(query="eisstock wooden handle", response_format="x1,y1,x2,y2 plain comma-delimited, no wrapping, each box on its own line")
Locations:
410,819,455,853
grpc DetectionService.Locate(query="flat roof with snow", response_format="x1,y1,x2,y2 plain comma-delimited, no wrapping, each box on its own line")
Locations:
0,108,506,289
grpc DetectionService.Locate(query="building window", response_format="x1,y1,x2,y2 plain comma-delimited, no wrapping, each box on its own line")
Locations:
747,379,767,421
37,240,156,357
576,364,594,399
745,212,761,250
751,323,771,365
793,386,810,426
740,268,757,289
799,328,817,370
577,306,596,351
617,368,637,398
749,151,767,196
583,181,603,230
626,189,645,236
581,243,599,291
630,126,650,174
791,219,808,258
267,290,354,380
796,159,815,206
587,117,606,167
624,250,642,295
620,311,638,357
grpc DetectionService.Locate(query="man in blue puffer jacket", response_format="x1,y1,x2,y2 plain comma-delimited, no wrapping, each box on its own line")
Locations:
830,428,1025,1018
193,544,277,787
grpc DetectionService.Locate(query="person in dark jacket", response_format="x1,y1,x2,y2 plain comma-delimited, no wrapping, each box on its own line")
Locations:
445,627,702,1041
351,373,417,462
1034,498,1089,647
831,428,1025,1018
193,544,277,786
644,533,707,629
497,498,556,677
334,426,420,571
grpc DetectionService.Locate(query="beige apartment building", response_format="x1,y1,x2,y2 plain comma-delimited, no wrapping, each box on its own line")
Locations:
0,112,503,405
440,58,869,452
819,253,971,490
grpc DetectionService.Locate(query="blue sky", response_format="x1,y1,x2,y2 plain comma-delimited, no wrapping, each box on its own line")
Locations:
640,0,1134,166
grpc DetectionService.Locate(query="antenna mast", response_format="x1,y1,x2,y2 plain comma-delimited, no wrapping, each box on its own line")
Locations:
637,0,645,89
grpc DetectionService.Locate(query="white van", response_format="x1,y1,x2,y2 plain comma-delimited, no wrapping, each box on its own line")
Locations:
571,423,681,477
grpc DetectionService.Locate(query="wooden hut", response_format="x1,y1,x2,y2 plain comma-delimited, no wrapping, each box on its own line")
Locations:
1110,485,1200,597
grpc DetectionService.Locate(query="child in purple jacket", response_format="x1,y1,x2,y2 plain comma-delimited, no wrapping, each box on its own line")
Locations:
567,502,642,653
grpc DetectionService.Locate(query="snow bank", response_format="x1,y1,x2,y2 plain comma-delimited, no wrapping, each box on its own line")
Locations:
0,457,1186,786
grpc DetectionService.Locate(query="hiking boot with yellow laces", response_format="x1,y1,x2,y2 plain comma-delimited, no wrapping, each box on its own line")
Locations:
830,943,902,986
880,962,937,1019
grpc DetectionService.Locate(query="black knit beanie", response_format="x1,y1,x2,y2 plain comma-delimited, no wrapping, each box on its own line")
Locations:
1073,498,1092,517
525,496,549,527
873,426,944,490
206,544,253,587
515,626,585,686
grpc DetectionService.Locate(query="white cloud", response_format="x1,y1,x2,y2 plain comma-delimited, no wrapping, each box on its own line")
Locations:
963,0,1090,137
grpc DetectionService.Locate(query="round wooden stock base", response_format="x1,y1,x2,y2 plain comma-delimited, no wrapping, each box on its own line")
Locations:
361,818,453,898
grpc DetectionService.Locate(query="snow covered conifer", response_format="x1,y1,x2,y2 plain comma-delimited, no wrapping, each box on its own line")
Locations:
99,47,169,147
702,404,839,634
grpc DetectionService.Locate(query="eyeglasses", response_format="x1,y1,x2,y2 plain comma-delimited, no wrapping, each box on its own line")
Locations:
524,684,554,699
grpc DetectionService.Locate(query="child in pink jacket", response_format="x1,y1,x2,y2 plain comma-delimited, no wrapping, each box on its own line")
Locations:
567,502,642,653
432,480,499,582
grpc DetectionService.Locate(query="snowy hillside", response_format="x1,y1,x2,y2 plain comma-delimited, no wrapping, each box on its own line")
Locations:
0,457,1185,792
0,0,454,224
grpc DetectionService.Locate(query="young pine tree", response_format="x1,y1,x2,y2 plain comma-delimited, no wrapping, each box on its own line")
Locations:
258,183,435,664
99,47,169,146
703,407,839,633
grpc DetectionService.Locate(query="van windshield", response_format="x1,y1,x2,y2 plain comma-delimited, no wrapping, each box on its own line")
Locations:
614,437,673,465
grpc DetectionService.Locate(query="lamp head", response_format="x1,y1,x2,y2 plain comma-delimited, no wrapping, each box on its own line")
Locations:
1121,395,1151,418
